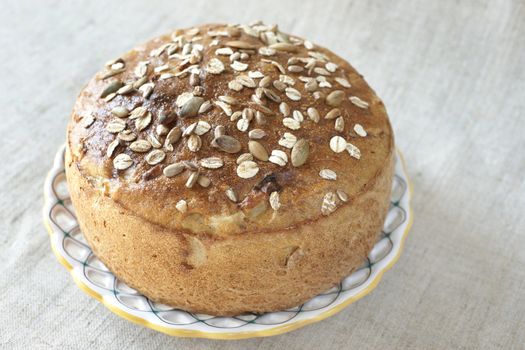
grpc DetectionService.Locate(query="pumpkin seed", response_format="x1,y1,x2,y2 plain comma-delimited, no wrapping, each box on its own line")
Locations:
100,81,124,98
111,106,129,118
215,135,241,153
248,140,269,161
179,97,204,118
326,90,345,107
291,139,309,167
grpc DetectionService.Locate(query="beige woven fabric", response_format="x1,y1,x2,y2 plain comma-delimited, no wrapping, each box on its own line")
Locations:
1,0,524,349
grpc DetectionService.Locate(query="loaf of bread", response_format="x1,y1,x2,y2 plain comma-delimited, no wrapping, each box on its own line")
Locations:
65,22,394,315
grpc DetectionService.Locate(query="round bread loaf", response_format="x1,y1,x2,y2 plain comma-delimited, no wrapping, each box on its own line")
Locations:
65,22,395,315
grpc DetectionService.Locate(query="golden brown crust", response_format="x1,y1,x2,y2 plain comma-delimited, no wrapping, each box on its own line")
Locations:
65,22,395,315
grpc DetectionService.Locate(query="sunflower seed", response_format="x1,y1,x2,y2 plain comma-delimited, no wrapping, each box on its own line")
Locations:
214,100,233,116
325,108,341,120
163,162,185,177
269,42,298,52
179,97,204,118
145,149,165,165
113,153,133,170
346,142,361,159
335,116,345,132
100,81,124,98
285,87,301,101
231,60,248,71
279,102,291,117
349,96,369,108
185,171,199,188
156,124,169,136
259,76,272,88
335,77,351,88
326,90,345,107
321,192,337,215
283,118,300,130
134,61,149,78
236,153,253,164
106,139,120,158
198,100,212,114
199,157,224,169
206,58,225,74
225,40,257,49
307,107,320,123
237,160,259,179
330,136,347,153
314,67,331,76
129,139,151,153
319,169,337,180
81,114,95,128
148,133,162,148
111,106,129,118
118,130,136,142
176,199,187,213
165,126,182,145
269,149,288,166
248,140,269,161
106,118,126,133
354,123,367,137
139,83,154,98
288,65,303,73
101,68,125,80
248,129,266,139
225,188,238,202
135,112,152,131
269,191,281,211
132,76,148,89
187,134,202,152
291,139,309,167
215,135,241,153
337,189,348,202
116,84,133,95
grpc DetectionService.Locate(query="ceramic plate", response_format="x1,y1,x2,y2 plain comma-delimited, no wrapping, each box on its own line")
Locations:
43,144,412,339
